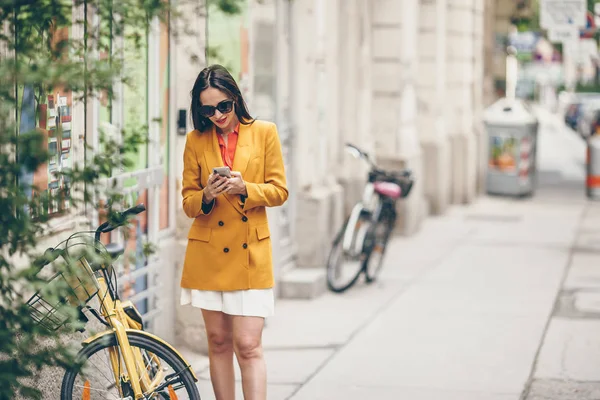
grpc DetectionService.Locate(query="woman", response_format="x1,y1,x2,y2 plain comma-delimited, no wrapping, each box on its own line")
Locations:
180,64,288,400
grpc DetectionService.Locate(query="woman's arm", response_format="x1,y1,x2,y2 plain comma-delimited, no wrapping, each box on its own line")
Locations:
182,133,215,217
242,124,289,211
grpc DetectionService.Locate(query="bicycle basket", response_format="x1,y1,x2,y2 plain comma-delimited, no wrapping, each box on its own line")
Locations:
27,239,102,331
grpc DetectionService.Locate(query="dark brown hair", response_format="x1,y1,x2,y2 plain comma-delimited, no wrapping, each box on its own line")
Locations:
190,64,254,132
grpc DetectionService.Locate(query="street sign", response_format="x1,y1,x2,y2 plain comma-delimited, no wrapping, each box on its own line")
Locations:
540,0,587,29
548,26,579,43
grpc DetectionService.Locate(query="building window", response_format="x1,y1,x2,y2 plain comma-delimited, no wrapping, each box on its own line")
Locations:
17,24,78,219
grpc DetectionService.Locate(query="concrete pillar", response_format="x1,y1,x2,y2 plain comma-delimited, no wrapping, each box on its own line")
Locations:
270,0,297,299
172,0,209,354
324,0,341,182
492,0,515,98
417,0,450,215
472,0,487,195
447,0,476,205
482,0,496,106
356,0,375,171
372,0,424,235
291,0,344,269
173,0,206,236
370,0,401,166
398,0,425,233
338,0,372,214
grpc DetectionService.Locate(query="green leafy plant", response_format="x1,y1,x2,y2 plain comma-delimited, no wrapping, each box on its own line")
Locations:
0,0,177,398
208,0,247,15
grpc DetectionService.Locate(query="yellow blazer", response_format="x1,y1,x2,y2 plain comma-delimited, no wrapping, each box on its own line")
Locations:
180,120,288,291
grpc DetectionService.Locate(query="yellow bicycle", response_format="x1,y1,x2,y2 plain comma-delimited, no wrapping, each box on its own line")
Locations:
27,204,200,399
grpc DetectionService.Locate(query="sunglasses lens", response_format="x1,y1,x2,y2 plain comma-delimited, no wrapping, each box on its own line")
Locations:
217,100,233,114
199,100,233,118
199,106,215,118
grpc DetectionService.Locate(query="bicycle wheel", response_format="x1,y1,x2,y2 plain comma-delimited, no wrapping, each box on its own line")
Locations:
61,332,200,399
364,213,394,283
326,215,371,293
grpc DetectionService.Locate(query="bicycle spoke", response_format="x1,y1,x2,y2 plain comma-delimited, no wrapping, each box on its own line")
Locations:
72,382,118,398
68,342,195,400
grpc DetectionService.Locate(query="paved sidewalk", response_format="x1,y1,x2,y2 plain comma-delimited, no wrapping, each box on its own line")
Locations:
288,195,587,400
183,192,591,399
181,106,598,399
523,203,600,400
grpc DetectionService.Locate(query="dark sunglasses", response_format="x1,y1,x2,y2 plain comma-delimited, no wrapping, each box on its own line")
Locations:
198,99,234,118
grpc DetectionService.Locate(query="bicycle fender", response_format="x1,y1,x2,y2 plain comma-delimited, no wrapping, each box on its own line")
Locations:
343,203,367,251
81,329,199,382
82,329,115,346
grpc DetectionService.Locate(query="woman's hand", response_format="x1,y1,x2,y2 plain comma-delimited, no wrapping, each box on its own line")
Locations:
203,173,229,203
225,171,248,196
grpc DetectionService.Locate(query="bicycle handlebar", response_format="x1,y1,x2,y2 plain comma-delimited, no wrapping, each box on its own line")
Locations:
95,203,146,241
33,247,64,270
344,142,413,179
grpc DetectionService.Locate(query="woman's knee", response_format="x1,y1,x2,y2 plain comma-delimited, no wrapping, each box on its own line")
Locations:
202,310,233,355
234,335,263,361
207,330,233,355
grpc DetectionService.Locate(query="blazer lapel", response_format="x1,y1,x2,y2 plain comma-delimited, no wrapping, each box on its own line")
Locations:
232,123,251,177
223,123,253,214
203,126,223,173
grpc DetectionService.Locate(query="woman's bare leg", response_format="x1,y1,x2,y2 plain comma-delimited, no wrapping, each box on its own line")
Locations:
232,316,266,400
202,309,235,400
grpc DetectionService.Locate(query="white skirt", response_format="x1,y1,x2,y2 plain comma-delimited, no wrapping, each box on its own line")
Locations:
180,288,275,318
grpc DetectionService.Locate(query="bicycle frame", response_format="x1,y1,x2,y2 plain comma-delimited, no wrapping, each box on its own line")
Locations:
341,146,381,255
342,185,381,255
83,260,164,399
95,274,151,397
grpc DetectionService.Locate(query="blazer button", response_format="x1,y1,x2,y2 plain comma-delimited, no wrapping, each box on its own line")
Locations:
218,221,224,226
242,216,248,222
242,243,248,249
223,247,229,253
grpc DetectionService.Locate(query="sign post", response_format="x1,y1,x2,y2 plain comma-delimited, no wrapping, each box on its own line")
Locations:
540,0,587,30
541,0,588,92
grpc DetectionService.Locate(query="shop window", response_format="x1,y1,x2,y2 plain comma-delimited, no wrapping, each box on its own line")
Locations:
18,25,77,219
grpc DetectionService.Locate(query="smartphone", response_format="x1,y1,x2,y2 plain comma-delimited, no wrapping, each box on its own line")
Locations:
213,166,231,178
